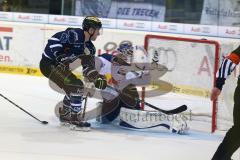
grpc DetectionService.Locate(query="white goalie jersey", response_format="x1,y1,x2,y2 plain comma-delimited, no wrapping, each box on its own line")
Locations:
95,54,150,101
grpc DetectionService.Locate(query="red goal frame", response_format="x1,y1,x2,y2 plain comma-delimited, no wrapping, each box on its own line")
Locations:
143,34,220,133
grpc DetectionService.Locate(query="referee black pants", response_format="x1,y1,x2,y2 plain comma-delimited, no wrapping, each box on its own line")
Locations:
212,79,240,160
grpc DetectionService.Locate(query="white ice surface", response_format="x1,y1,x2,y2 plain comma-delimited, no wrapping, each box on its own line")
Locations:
0,73,239,160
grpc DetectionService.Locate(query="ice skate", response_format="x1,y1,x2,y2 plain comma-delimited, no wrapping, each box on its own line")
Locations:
59,106,91,131
59,96,91,131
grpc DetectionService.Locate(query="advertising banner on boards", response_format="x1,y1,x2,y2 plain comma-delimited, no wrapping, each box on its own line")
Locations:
201,0,240,26
75,0,166,21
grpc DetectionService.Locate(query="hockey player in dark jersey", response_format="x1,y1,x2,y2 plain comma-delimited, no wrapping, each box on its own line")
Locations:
211,45,240,160
39,16,107,130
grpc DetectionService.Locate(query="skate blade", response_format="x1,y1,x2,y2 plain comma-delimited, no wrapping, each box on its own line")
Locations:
60,121,71,127
69,125,91,132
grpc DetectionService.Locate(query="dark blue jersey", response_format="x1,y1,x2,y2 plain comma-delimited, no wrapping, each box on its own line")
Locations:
42,28,95,63
99,53,113,62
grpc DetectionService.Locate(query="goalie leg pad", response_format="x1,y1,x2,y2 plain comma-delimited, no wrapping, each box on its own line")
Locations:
119,107,189,134
97,98,121,123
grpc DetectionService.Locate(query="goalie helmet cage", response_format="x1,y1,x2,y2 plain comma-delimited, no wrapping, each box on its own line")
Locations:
142,34,222,133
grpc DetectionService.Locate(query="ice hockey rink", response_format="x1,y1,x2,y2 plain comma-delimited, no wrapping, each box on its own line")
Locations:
0,73,239,160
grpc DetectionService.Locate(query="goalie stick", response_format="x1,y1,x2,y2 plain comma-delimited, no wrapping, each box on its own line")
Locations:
140,100,187,115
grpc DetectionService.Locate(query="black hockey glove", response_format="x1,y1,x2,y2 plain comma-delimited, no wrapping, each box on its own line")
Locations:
56,52,79,69
94,75,107,90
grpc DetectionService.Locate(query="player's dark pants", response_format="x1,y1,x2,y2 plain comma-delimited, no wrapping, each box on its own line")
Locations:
39,56,84,95
212,78,240,160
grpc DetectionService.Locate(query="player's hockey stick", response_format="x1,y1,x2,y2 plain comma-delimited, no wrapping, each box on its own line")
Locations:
81,93,89,121
140,100,187,115
0,93,48,125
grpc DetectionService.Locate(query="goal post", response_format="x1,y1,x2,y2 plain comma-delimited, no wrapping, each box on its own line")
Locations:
142,34,224,133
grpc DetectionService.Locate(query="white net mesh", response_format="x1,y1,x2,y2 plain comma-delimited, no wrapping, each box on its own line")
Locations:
142,35,233,132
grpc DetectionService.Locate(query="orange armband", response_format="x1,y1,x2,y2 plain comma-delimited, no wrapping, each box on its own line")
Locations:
226,53,240,64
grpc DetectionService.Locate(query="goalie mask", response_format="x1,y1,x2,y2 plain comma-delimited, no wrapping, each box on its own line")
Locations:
113,42,134,66
117,42,134,57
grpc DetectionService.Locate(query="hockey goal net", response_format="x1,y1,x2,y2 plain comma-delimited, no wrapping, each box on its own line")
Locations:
139,34,234,133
